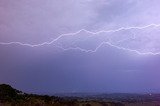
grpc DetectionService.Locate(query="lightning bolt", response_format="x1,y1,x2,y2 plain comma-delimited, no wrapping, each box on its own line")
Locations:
1,23,160,55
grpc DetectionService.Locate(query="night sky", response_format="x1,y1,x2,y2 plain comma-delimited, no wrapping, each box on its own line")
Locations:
1,0,160,94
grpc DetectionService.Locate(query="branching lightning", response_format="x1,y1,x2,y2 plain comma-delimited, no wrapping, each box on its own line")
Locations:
1,24,160,55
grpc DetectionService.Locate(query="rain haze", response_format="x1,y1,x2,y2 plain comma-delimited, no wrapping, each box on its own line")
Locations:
0,0,160,94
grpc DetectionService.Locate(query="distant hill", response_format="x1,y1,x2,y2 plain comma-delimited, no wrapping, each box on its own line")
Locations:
0,84,23,101
0,84,64,105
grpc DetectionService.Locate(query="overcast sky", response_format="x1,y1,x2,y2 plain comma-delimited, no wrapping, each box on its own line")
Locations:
1,0,160,94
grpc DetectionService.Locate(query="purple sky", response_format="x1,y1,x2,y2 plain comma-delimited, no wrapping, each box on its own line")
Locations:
1,0,160,94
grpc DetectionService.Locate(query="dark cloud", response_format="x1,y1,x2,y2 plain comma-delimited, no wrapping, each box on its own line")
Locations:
1,0,160,93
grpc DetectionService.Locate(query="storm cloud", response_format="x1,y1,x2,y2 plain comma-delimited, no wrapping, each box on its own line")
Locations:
0,0,160,94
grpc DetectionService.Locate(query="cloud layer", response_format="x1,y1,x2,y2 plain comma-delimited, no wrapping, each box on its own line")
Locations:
1,0,160,93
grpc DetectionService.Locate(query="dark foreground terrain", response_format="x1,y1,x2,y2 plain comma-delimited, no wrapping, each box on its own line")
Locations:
0,84,160,106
